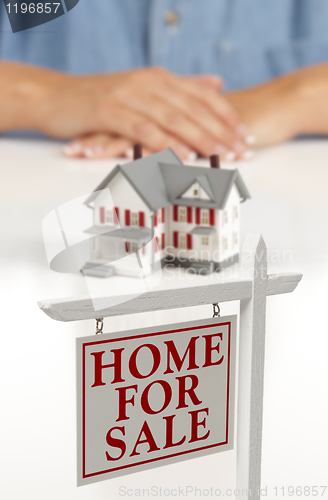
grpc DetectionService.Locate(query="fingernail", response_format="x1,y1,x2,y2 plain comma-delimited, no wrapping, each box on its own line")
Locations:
86,144,104,158
224,151,237,162
176,145,192,160
187,151,197,162
246,135,257,145
125,148,133,159
237,123,250,137
215,144,229,156
242,150,254,160
214,145,236,162
233,141,247,154
84,148,94,158
63,142,82,156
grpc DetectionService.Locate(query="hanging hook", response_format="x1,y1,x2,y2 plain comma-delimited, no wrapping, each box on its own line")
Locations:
95,318,104,335
212,303,220,318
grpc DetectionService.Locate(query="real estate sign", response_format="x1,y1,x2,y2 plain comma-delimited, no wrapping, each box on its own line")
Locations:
76,316,236,486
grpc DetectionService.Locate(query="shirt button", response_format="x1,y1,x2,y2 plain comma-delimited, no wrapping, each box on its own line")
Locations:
164,10,179,26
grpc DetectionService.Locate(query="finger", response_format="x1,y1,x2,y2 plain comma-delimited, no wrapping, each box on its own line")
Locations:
64,134,132,159
124,90,241,157
114,68,248,147
99,103,198,160
167,74,251,140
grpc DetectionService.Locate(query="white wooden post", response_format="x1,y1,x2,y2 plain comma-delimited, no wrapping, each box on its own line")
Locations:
38,234,301,498
236,234,267,500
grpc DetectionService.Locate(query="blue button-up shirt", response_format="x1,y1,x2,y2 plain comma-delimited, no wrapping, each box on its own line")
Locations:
1,0,328,90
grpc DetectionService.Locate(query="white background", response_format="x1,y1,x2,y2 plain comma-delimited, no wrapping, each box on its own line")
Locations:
0,138,327,499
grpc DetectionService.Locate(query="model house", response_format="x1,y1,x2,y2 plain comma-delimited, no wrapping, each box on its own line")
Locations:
82,146,250,277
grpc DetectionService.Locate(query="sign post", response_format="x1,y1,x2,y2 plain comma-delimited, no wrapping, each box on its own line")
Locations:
39,234,302,499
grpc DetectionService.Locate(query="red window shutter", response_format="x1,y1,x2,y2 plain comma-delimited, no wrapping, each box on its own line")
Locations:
173,231,178,248
99,207,105,224
210,209,215,226
196,207,201,225
154,213,158,227
125,242,130,253
187,206,192,223
139,211,145,227
125,209,130,226
173,205,178,221
155,237,159,253
161,208,165,223
114,207,119,224
187,234,193,250
161,233,165,250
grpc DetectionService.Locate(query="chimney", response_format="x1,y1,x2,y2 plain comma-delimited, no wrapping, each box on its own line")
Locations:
210,154,220,168
133,144,143,160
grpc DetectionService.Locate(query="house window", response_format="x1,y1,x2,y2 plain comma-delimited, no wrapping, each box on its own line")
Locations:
157,210,161,224
222,236,228,252
201,236,209,246
179,233,186,249
233,232,238,247
193,189,199,197
233,205,238,222
179,207,186,223
222,210,228,226
106,210,113,224
131,212,138,226
201,209,209,225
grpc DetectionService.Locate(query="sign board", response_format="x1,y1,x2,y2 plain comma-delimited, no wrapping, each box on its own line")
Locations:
76,316,237,486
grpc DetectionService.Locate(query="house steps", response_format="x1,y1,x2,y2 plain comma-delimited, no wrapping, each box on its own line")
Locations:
188,261,214,275
81,260,115,278
162,257,214,275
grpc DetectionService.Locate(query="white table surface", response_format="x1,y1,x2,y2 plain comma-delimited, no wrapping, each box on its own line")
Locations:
1,138,327,500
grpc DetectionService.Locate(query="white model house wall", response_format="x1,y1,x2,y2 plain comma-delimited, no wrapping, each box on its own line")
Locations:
153,209,167,264
92,173,241,270
218,185,240,262
163,185,241,265
93,172,154,267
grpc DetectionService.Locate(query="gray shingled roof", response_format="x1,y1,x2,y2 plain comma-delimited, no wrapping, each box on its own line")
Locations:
190,226,216,235
159,162,250,209
85,148,250,211
84,148,182,211
85,226,152,241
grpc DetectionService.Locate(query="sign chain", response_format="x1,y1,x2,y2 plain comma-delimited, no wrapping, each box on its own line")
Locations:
95,318,104,335
212,303,221,318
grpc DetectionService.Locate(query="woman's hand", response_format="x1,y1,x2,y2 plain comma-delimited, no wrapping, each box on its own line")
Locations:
225,64,328,147
42,67,253,160
63,133,154,160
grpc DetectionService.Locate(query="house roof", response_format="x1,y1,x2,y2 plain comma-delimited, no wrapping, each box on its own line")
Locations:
84,148,183,211
159,162,251,209
178,174,215,201
85,148,251,211
85,225,152,241
190,226,216,235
